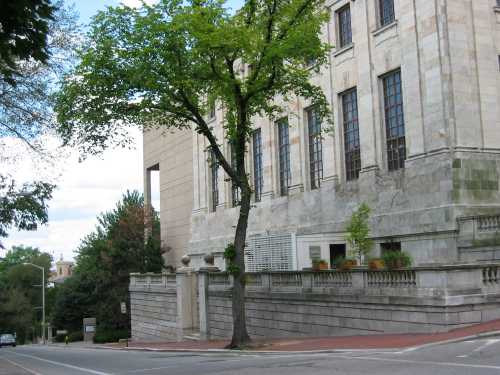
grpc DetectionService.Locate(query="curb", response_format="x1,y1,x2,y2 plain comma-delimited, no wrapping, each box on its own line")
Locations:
45,329,500,356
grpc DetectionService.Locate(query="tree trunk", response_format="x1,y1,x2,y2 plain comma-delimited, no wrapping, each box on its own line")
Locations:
228,185,252,349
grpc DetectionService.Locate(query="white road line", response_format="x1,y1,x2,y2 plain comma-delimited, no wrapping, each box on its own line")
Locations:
1,357,43,375
8,351,112,375
456,339,500,359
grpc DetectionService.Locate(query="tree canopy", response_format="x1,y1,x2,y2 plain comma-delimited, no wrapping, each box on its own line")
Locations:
51,191,163,340
0,0,55,86
55,0,331,348
0,245,53,344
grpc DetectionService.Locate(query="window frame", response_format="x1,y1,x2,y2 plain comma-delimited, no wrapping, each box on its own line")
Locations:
381,69,406,172
306,106,323,190
276,117,291,196
337,4,352,49
209,149,219,211
378,0,396,28
252,129,263,202
341,88,361,181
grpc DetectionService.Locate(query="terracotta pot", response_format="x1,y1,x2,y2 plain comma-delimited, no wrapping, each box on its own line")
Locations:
312,262,329,271
340,259,357,271
368,259,385,270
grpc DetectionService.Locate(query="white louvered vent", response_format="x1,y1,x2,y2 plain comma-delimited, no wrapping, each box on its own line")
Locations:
245,233,294,272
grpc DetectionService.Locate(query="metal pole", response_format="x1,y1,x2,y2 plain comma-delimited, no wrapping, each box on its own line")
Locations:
42,266,45,345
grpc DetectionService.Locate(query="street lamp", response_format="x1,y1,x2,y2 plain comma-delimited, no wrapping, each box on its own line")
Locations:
23,262,46,345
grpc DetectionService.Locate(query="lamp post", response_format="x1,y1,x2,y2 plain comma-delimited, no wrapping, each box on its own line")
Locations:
23,262,45,345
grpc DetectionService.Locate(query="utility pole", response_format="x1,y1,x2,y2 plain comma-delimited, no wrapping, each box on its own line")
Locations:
23,263,46,344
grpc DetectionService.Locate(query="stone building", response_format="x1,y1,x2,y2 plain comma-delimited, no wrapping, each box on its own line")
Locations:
144,0,500,271
49,257,74,284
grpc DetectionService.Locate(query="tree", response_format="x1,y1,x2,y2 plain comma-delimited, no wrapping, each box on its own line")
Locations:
0,1,80,247
0,0,55,86
345,203,374,264
55,0,331,348
51,191,163,338
0,245,52,343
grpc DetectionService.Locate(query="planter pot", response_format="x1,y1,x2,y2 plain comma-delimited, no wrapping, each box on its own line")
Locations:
313,262,329,271
368,259,385,270
340,259,357,271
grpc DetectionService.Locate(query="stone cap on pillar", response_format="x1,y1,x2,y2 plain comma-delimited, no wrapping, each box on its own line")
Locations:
177,254,194,273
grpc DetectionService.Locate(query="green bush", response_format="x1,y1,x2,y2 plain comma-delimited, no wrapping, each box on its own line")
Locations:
382,251,412,270
68,331,83,342
93,328,129,344
54,334,65,343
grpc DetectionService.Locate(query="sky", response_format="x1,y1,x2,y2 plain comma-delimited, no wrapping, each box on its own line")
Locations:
2,0,245,263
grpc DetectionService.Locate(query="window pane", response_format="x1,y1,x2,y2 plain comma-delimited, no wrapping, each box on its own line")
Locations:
379,0,395,26
383,70,406,171
277,118,291,196
342,89,361,181
337,6,352,48
307,107,323,189
209,150,219,211
252,129,263,202
230,143,240,207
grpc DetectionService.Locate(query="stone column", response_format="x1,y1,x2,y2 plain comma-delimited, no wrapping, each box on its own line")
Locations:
198,271,209,339
176,255,199,337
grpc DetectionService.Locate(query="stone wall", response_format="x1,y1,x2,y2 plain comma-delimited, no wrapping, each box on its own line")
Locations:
130,273,178,341
200,265,500,339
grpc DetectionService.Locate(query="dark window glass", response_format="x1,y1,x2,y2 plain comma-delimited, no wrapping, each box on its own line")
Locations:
208,97,216,119
337,5,352,48
341,89,361,181
383,70,406,171
307,107,323,189
379,0,395,27
277,118,291,196
209,150,219,211
252,129,263,202
230,143,240,207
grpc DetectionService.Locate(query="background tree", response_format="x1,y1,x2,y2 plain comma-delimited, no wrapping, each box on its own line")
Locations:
55,0,331,348
51,191,163,342
0,245,53,344
0,1,80,247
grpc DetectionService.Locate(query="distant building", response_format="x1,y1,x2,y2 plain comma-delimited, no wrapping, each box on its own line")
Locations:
50,257,74,284
144,0,500,271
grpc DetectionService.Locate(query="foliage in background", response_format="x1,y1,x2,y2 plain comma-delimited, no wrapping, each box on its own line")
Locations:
55,0,332,348
0,245,53,344
51,191,163,339
0,0,80,246
345,203,374,264
382,251,412,270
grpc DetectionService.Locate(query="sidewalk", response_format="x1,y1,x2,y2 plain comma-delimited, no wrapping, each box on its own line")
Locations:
120,319,500,352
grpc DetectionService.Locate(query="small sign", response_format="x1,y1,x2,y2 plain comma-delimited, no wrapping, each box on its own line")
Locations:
120,302,127,314
84,325,95,333
56,330,68,335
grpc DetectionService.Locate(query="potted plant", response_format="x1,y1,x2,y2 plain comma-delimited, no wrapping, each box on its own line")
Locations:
312,259,329,271
335,256,357,271
368,258,385,270
382,251,412,270
345,203,374,265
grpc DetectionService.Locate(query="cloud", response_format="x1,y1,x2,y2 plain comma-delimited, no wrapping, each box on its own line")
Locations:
2,128,145,262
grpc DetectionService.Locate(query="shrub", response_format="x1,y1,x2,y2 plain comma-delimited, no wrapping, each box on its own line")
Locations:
382,251,412,270
93,328,129,344
68,331,83,342
54,334,65,343
334,256,357,271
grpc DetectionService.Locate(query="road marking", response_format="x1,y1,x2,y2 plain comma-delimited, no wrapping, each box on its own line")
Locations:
456,339,500,359
0,357,43,375
8,351,112,375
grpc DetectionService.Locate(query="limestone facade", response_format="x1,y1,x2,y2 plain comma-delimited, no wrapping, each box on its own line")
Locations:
144,0,500,270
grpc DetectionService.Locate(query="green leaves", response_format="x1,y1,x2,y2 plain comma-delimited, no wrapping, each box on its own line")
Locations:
345,202,374,264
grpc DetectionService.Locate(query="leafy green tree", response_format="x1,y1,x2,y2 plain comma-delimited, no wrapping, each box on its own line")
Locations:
0,245,52,343
0,1,80,247
345,203,374,264
55,0,331,348
51,191,163,338
0,0,55,86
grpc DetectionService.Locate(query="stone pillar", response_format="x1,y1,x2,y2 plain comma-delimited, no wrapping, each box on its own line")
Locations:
176,255,198,334
47,323,52,343
83,317,96,343
198,271,209,338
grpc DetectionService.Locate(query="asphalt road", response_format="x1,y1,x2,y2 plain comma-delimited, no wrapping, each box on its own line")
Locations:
1,337,500,375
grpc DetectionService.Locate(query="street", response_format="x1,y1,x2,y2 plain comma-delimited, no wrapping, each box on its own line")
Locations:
1,338,500,375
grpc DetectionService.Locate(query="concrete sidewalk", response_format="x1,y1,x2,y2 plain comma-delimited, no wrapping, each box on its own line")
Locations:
120,319,500,352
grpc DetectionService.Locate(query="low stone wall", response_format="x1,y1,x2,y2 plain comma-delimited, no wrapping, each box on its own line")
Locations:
130,273,178,341
201,265,500,339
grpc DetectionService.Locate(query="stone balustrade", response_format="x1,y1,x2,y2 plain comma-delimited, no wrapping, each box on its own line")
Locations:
130,272,177,290
204,264,500,296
